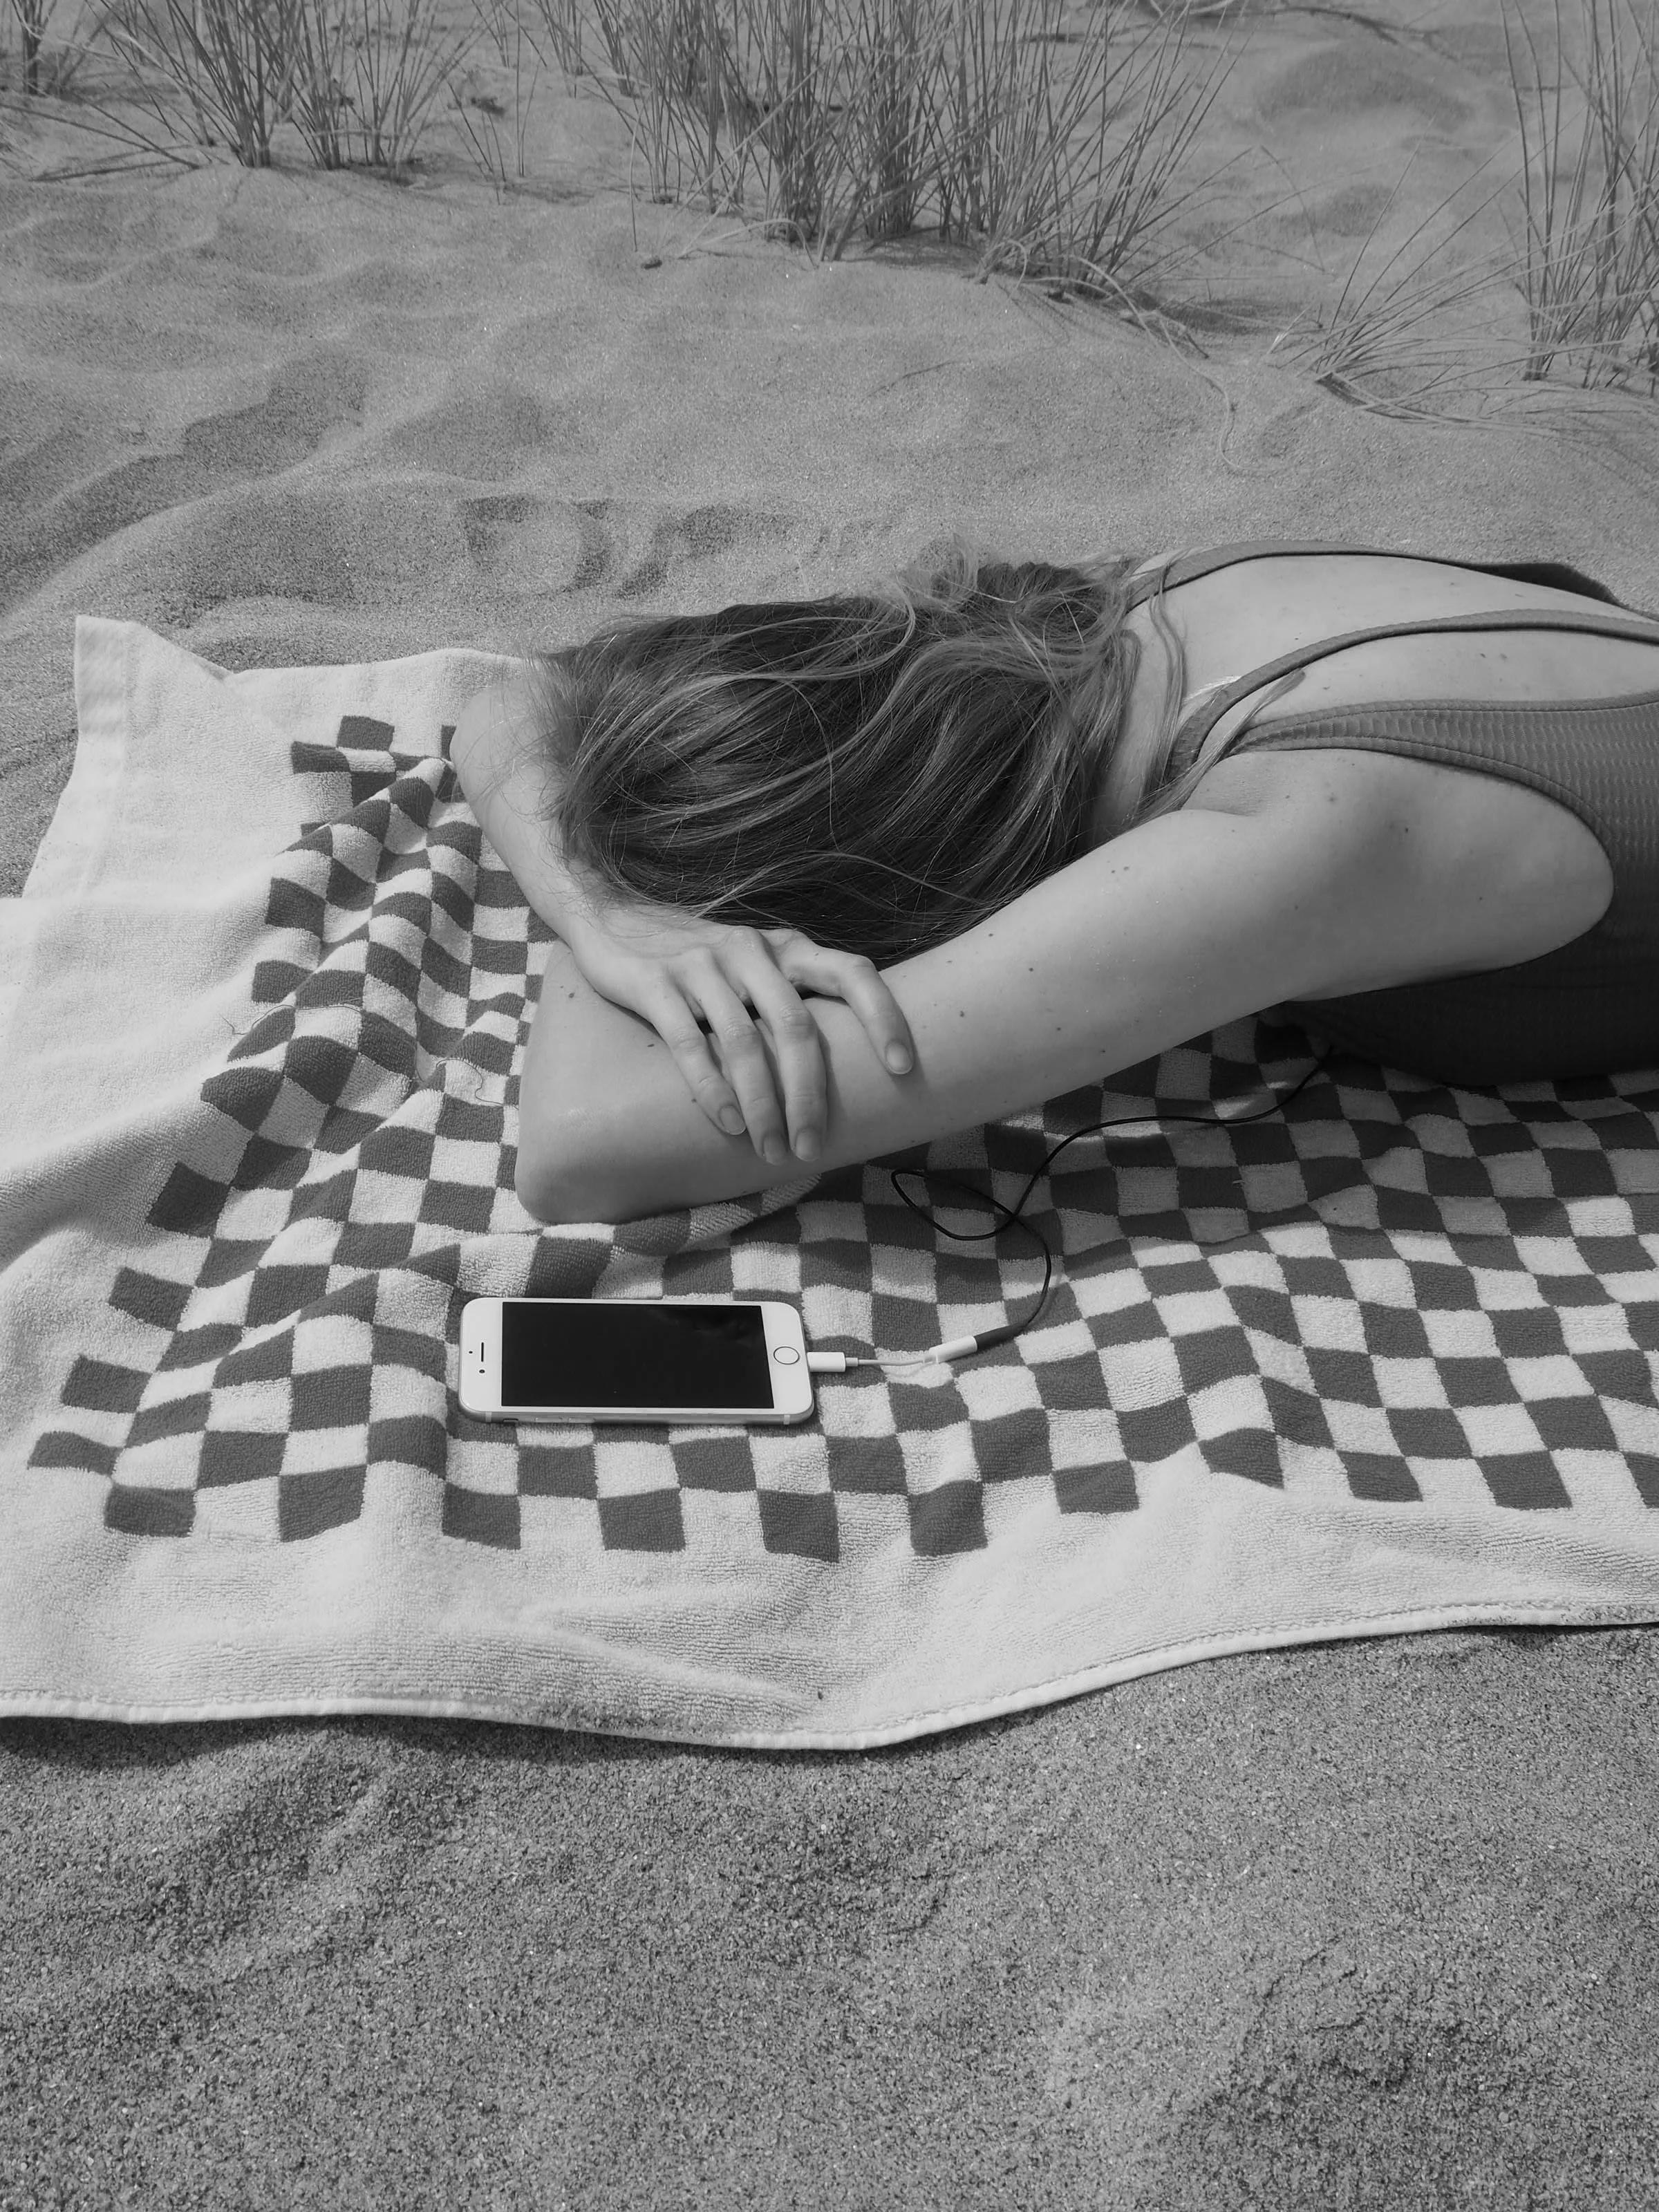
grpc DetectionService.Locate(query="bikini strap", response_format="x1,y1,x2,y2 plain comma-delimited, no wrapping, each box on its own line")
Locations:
1166,606,1659,785
1125,538,1647,610
1128,540,1392,608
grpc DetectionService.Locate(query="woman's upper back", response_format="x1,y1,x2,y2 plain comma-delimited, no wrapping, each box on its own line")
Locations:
1096,544,1659,838
1100,543,1659,1085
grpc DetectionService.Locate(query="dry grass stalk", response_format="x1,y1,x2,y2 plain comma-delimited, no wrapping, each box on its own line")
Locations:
6,0,106,96
453,0,550,187
10,0,50,92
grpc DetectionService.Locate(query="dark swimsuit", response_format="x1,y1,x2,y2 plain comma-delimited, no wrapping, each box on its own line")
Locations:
1125,542,1659,1087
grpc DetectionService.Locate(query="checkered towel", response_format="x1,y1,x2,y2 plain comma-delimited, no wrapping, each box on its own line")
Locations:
4,619,1659,1750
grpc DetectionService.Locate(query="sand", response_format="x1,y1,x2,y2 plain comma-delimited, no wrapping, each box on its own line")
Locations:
5,0,1659,2198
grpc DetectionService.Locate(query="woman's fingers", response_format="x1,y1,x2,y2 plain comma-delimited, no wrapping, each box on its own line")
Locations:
612,928,914,1168
726,961,830,1161
680,952,821,1165
626,970,751,1140
770,938,915,1076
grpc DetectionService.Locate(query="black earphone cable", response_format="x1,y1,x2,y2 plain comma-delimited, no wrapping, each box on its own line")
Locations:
803,1040,1335,1374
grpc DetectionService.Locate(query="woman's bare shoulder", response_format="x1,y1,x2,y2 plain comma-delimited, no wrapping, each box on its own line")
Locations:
1186,742,1613,989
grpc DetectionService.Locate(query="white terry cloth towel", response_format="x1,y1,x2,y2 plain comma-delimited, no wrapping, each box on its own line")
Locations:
4,617,1659,1751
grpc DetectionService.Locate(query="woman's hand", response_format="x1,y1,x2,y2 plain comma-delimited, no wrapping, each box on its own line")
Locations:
560,904,915,1167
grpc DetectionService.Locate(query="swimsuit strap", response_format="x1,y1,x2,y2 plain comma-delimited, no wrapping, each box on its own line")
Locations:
1125,538,1647,610
1124,542,1659,787
1171,606,1659,769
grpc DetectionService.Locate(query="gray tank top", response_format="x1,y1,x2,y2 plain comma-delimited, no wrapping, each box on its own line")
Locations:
1128,542,1659,1086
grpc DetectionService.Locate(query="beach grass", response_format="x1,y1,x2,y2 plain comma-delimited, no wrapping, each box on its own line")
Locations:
8,0,62,95
4,0,106,97
1504,0,1658,393
288,0,478,171
1270,153,1546,424
4,0,1656,416
1,0,1250,297
102,0,297,168
525,0,1248,294
1270,0,1658,424
1,0,482,174
458,0,543,178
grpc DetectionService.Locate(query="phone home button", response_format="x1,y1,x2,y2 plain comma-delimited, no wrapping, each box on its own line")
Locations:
773,1345,800,1365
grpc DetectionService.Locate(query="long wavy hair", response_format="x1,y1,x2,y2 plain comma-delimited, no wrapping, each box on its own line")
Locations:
522,536,1190,967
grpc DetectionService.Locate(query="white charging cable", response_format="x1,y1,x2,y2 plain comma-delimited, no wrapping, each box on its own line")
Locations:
806,1333,993,1375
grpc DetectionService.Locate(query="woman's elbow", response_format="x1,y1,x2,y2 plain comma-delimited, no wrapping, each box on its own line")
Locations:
514,1111,681,1226
514,1160,577,1226
514,1116,613,1226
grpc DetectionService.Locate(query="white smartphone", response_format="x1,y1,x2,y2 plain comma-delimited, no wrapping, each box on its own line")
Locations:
458,1297,816,1425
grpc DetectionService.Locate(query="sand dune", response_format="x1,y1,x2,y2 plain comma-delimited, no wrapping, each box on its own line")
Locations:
5,0,1659,2197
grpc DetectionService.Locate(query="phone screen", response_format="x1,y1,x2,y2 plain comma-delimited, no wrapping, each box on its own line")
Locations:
499,1299,776,1412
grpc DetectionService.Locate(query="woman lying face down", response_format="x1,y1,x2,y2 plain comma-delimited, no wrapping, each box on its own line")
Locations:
453,538,1190,1220
453,536,1657,1224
